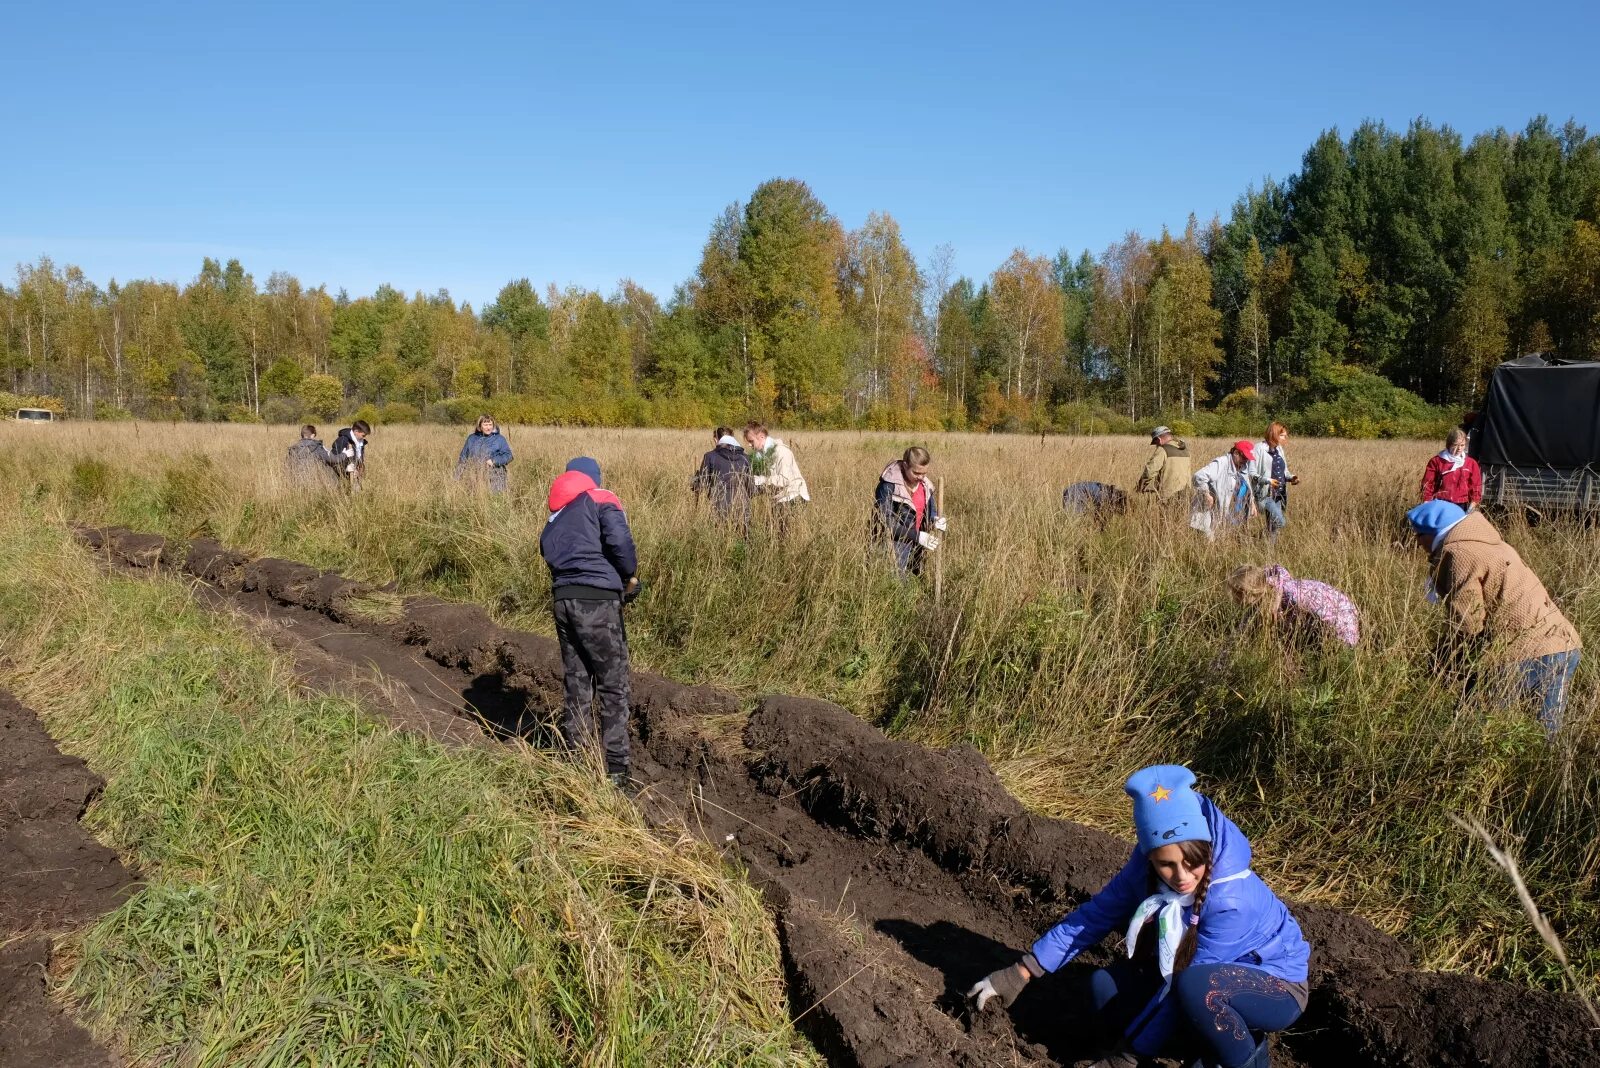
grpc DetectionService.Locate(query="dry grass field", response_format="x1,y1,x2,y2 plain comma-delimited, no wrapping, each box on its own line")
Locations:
3,420,1596,991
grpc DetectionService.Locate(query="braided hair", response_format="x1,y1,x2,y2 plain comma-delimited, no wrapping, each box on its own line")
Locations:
1171,838,1214,972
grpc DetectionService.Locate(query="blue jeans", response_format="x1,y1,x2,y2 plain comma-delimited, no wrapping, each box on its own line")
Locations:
1090,960,1304,1067
1259,498,1287,535
1516,649,1581,733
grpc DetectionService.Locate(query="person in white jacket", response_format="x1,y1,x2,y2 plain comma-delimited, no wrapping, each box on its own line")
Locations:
743,422,810,531
1191,441,1257,540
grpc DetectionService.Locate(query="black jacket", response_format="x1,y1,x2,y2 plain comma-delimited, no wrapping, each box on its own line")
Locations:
331,428,367,474
693,443,754,519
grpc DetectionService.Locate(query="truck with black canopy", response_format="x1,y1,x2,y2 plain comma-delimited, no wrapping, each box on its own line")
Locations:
1470,353,1600,514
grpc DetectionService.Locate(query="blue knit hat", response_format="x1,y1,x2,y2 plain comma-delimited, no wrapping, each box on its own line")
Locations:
1406,500,1467,541
565,456,602,486
1125,765,1211,853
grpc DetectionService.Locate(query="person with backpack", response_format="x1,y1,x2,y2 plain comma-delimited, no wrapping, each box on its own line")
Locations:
967,765,1310,1068
455,413,514,493
692,427,755,529
285,424,340,490
539,457,640,790
331,419,371,492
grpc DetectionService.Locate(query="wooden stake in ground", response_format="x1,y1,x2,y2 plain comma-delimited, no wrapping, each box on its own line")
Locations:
935,477,945,606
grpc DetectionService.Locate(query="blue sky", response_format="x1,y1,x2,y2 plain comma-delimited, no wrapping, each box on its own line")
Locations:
6,1,1596,308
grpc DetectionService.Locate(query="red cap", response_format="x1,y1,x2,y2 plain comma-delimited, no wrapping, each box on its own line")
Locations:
1232,440,1256,461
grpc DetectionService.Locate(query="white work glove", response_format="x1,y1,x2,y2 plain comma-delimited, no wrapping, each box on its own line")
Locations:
342,447,354,458
753,475,768,487
966,963,1031,1011
933,516,948,532
345,462,356,473
916,531,942,551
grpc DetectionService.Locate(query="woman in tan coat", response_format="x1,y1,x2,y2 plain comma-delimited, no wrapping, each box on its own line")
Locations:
1406,500,1582,733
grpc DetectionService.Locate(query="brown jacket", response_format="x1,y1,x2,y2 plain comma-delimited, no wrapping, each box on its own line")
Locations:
1430,512,1582,663
1137,439,1192,499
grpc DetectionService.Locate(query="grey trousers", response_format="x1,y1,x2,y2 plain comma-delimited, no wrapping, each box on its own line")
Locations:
552,598,631,774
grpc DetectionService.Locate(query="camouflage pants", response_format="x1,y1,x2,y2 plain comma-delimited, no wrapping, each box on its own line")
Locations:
552,598,631,774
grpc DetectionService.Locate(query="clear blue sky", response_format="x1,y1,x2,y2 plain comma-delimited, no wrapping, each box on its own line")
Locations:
6,1,1596,309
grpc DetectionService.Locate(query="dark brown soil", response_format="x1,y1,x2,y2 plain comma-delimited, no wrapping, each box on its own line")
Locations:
80,526,1600,1068
0,690,136,1068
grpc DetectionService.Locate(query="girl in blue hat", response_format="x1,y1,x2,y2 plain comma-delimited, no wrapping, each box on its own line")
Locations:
967,765,1310,1068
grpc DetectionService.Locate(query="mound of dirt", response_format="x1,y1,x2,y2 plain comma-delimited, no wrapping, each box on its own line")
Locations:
0,690,136,1068
81,526,1600,1068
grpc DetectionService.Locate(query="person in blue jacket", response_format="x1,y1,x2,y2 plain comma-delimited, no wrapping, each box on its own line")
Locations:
968,765,1310,1068
539,457,639,790
456,414,514,493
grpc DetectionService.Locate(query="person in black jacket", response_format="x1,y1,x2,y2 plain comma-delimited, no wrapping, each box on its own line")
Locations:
286,424,340,489
539,456,639,789
873,446,944,575
330,419,371,492
692,426,754,529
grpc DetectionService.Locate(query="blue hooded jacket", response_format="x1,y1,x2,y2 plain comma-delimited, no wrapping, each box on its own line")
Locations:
539,459,636,598
1030,794,1309,1053
458,429,513,467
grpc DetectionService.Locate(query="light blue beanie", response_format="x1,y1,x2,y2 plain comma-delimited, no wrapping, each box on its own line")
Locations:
1125,765,1211,853
1406,500,1467,541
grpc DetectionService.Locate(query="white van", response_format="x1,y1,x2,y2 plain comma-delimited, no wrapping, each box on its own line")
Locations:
14,408,55,423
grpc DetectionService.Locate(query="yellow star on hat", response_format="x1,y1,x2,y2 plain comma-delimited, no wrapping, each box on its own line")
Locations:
1149,785,1172,802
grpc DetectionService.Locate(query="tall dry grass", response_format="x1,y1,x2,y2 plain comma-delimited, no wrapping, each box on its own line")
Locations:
3,420,1596,990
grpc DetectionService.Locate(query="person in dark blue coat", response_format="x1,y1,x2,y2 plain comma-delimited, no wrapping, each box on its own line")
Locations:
968,765,1310,1068
692,426,754,529
456,414,514,493
539,457,639,789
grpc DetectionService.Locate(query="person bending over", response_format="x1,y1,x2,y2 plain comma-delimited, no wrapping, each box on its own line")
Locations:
1226,564,1359,647
1406,500,1581,734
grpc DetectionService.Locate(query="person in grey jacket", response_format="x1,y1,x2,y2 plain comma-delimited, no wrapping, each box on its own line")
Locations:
286,425,340,490
456,414,514,493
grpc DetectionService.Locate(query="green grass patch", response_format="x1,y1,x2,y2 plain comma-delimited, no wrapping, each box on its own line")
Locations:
0,516,812,1067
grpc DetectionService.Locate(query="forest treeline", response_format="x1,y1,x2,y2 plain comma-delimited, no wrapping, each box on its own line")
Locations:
4,116,1598,436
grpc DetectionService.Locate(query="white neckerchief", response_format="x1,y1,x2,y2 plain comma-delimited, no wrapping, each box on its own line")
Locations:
718,435,741,449
1126,868,1251,996
350,435,365,459
1439,449,1465,473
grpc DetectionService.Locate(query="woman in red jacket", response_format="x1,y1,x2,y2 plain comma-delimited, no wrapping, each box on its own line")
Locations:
1420,429,1482,509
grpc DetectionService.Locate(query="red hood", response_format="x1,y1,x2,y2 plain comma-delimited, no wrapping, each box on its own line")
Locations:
548,470,623,513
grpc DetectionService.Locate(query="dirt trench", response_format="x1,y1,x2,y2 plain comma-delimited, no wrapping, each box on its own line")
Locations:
0,689,137,1068
78,526,1600,1068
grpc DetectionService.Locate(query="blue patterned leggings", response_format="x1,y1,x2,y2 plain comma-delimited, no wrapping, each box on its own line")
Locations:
1090,961,1304,1067
1173,964,1304,1067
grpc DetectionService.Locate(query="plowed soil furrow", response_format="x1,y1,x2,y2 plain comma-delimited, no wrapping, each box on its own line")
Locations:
0,690,137,1068
79,527,1600,1068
